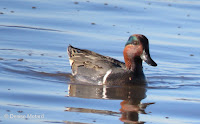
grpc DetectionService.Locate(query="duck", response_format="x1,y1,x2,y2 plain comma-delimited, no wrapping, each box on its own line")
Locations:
67,34,157,85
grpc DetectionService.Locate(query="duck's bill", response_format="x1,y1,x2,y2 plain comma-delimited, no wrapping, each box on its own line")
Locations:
140,50,157,66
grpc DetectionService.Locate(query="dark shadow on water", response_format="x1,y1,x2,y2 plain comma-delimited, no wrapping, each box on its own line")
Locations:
0,54,155,123
66,82,154,124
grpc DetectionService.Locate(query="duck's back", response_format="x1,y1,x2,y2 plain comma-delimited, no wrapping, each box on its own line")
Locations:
67,45,128,84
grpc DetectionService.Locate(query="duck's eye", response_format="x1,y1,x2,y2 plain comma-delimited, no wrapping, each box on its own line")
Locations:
133,41,139,45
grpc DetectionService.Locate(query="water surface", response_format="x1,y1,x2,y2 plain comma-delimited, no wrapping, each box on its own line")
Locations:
0,0,200,124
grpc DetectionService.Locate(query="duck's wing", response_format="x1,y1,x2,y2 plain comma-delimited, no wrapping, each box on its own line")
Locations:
67,45,126,77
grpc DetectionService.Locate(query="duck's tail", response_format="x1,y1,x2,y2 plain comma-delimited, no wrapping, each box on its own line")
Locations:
67,44,78,67
67,44,83,57
67,44,73,58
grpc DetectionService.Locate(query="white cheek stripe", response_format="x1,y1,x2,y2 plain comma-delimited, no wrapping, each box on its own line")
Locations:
140,50,147,61
103,69,112,84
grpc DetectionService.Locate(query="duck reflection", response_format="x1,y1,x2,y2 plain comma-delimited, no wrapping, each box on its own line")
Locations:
66,83,154,123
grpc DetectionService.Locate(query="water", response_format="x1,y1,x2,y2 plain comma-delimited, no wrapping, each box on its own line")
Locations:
0,0,200,123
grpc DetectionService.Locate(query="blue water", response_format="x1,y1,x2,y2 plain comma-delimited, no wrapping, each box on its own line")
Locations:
0,0,200,124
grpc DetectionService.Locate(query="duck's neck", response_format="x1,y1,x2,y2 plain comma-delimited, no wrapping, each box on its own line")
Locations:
123,53,143,76
123,45,144,77
132,57,144,75
124,56,143,72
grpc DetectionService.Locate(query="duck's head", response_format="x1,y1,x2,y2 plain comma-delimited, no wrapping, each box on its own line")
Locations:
123,34,157,70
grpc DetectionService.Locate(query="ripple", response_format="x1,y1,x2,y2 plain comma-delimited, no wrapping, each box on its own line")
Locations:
0,24,64,32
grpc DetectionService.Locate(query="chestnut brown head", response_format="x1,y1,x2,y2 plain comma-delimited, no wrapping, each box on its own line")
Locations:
123,34,157,70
